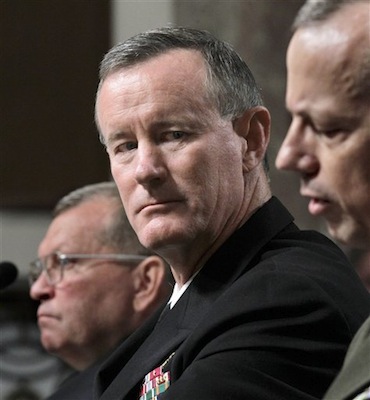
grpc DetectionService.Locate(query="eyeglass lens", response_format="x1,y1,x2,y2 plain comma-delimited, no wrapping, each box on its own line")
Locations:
30,253,63,285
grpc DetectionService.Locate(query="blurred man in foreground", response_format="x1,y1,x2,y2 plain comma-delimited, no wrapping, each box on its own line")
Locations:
276,1,370,398
92,27,370,399
276,0,370,250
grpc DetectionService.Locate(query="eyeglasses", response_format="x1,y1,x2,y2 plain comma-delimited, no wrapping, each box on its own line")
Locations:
29,252,147,286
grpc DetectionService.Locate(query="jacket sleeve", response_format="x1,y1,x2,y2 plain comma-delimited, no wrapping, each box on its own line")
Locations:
323,316,370,400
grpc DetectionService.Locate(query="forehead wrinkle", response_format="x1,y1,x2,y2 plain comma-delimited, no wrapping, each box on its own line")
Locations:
99,48,217,125
294,3,370,101
103,87,218,146
287,24,369,116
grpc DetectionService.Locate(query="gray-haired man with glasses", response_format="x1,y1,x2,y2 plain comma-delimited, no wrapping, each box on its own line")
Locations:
29,181,170,399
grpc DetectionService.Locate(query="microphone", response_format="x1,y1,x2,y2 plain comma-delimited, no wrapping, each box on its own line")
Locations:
0,261,19,289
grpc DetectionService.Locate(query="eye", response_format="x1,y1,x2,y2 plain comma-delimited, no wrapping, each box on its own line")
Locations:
315,127,343,138
323,130,342,138
57,254,74,268
162,131,186,142
115,141,138,154
172,131,185,139
125,142,138,150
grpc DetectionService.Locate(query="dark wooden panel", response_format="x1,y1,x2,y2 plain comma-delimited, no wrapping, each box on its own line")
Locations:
0,0,111,208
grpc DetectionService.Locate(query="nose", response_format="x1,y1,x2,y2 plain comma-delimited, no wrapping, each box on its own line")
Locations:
275,119,319,176
134,143,167,186
30,272,54,301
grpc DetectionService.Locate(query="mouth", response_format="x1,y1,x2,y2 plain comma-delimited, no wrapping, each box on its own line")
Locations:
308,197,332,216
300,188,332,216
37,311,58,321
138,200,181,214
38,313,53,320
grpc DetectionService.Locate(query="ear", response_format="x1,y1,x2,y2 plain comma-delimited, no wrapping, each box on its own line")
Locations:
132,256,168,314
233,106,270,172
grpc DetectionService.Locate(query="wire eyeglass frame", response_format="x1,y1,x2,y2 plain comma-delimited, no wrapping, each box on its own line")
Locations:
29,252,147,286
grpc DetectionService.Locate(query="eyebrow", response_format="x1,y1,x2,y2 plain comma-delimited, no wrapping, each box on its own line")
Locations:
105,131,129,147
105,117,207,146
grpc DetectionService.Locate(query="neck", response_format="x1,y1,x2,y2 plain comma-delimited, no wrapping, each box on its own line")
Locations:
163,173,272,286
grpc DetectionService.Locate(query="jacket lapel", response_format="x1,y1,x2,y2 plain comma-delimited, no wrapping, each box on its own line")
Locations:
95,306,162,398
97,295,193,400
96,197,294,400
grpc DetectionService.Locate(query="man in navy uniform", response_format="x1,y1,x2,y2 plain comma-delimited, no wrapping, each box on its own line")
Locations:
93,27,370,399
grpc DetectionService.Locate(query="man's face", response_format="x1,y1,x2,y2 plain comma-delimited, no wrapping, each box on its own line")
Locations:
96,49,248,257
30,199,138,370
276,3,370,248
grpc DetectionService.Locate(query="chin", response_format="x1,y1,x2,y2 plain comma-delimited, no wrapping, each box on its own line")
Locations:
140,224,192,252
140,234,178,252
42,342,59,354
327,222,367,250
345,235,370,250
141,218,179,239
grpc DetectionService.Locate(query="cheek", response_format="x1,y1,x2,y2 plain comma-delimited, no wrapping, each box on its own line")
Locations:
110,160,124,184
57,280,100,320
342,163,370,205
319,143,370,209
186,149,243,213
90,282,135,327
40,294,85,348
60,289,91,329
333,146,368,184
110,164,133,207
93,271,135,302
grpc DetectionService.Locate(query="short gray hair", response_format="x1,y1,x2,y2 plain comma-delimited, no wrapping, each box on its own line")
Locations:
97,26,263,122
293,0,367,29
54,181,151,256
